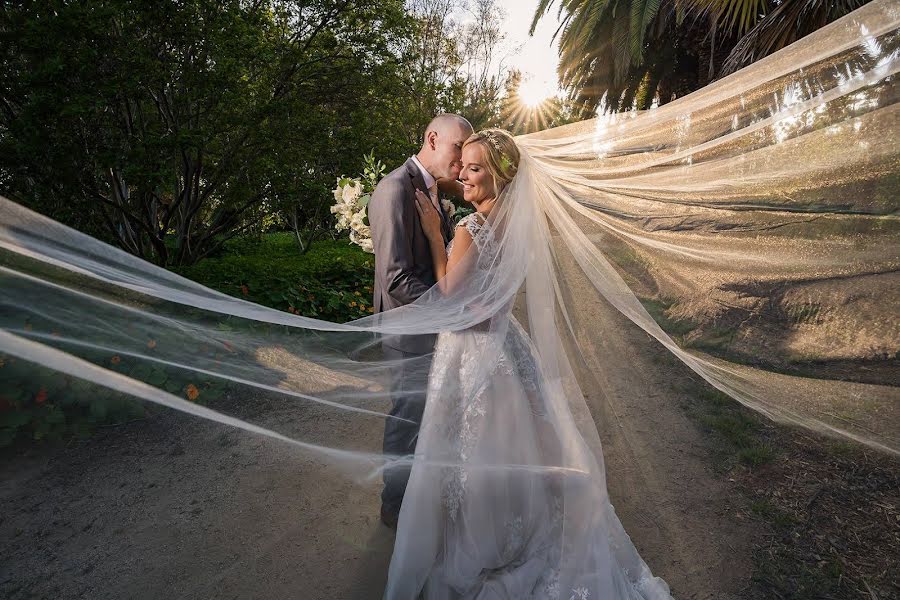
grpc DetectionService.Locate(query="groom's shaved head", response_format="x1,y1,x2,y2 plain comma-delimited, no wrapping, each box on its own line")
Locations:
424,114,473,140
418,113,473,181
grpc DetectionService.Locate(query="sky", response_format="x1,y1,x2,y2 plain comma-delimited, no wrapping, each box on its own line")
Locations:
453,0,564,101
495,0,563,94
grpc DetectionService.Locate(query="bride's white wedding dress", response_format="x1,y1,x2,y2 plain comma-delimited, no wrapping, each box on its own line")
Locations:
384,213,672,600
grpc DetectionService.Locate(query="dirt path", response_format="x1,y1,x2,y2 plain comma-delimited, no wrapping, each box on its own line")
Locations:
562,277,760,599
1,299,759,599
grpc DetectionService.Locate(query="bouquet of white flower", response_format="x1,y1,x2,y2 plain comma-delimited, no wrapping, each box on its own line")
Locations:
330,151,385,254
330,177,372,252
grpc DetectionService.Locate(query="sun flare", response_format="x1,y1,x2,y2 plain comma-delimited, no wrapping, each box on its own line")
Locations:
518,77,557,107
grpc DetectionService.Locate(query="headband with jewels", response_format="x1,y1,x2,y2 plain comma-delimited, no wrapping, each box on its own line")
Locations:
482,131,514,173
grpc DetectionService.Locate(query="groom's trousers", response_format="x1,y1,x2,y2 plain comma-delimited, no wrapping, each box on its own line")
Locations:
381,344,432,513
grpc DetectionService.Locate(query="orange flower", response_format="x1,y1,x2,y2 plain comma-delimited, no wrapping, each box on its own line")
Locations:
354,291,361,297
287,306,295,314
147,340,157,349
110,355,121,365
35,387,48,405
185,384,200,401
240,284,249,297
368,306,375,313
349,301,357,308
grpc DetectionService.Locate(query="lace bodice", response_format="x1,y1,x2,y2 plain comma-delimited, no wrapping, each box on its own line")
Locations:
445,212,494,258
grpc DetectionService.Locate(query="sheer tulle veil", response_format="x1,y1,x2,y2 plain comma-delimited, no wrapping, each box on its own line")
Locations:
0,0,898,594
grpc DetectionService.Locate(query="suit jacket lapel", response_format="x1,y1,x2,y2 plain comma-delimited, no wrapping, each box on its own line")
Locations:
404,158,427,197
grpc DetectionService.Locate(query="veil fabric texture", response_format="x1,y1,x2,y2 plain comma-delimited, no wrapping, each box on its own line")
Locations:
0,0,899,597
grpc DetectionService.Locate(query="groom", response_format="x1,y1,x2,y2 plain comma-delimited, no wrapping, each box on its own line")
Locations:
369,113,473,529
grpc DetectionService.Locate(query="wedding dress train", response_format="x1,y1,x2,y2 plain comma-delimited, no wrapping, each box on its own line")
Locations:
384,214,671,600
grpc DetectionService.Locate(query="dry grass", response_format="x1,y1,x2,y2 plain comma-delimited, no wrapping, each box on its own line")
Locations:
683,385,899,600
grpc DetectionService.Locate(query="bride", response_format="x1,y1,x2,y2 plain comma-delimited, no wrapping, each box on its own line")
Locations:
383,129,672,599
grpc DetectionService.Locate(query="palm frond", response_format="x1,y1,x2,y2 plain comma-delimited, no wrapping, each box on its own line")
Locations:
630,0,663,59
530,0,560,36
721,0,869,74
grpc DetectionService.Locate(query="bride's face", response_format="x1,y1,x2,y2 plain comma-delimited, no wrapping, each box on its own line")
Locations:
460,144,494,205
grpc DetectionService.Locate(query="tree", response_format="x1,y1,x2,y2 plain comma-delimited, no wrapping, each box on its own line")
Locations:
709,0,870,74
396,0,514,138
457,0,513,130
531,0,871,117
0,0,411,266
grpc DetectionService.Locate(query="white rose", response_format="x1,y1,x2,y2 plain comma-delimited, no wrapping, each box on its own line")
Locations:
342,180,361,203
358,238,374,253
333,186,343,202
441,198,455,217
350,211,366,229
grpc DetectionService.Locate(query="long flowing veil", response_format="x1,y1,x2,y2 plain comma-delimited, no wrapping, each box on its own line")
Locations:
0,0,897,591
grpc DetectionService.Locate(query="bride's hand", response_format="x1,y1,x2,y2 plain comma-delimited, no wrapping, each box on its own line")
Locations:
414,189,443,241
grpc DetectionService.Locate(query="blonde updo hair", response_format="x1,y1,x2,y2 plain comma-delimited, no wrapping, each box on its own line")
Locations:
463,128,520,197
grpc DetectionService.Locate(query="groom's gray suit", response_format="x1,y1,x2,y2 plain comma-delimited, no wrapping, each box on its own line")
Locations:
369,157,453,513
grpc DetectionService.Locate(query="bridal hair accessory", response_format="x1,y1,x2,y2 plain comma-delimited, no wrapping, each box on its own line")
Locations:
483,130,505,154
482,130,514,173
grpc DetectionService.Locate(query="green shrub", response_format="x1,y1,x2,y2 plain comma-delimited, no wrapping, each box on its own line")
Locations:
173,234,376,322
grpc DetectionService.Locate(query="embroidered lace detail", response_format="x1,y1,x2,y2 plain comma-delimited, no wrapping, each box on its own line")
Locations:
624,566,667,596
445,212,497,262
435,321,550,521
442,466,466,521
497,323,540,393
503,515,524,560
569,587,591,600
441,382,487,521
543,569,561,600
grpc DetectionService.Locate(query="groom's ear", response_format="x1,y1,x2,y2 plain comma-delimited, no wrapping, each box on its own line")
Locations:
426,130,438,151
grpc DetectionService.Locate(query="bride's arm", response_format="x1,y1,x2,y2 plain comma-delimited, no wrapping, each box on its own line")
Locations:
432,226,473,293
414,190,474,289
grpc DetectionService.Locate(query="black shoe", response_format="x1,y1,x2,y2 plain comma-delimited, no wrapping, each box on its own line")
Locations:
380,504,399,530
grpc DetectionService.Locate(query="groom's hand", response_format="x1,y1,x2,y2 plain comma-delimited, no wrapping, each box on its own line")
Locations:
436,177,465,200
